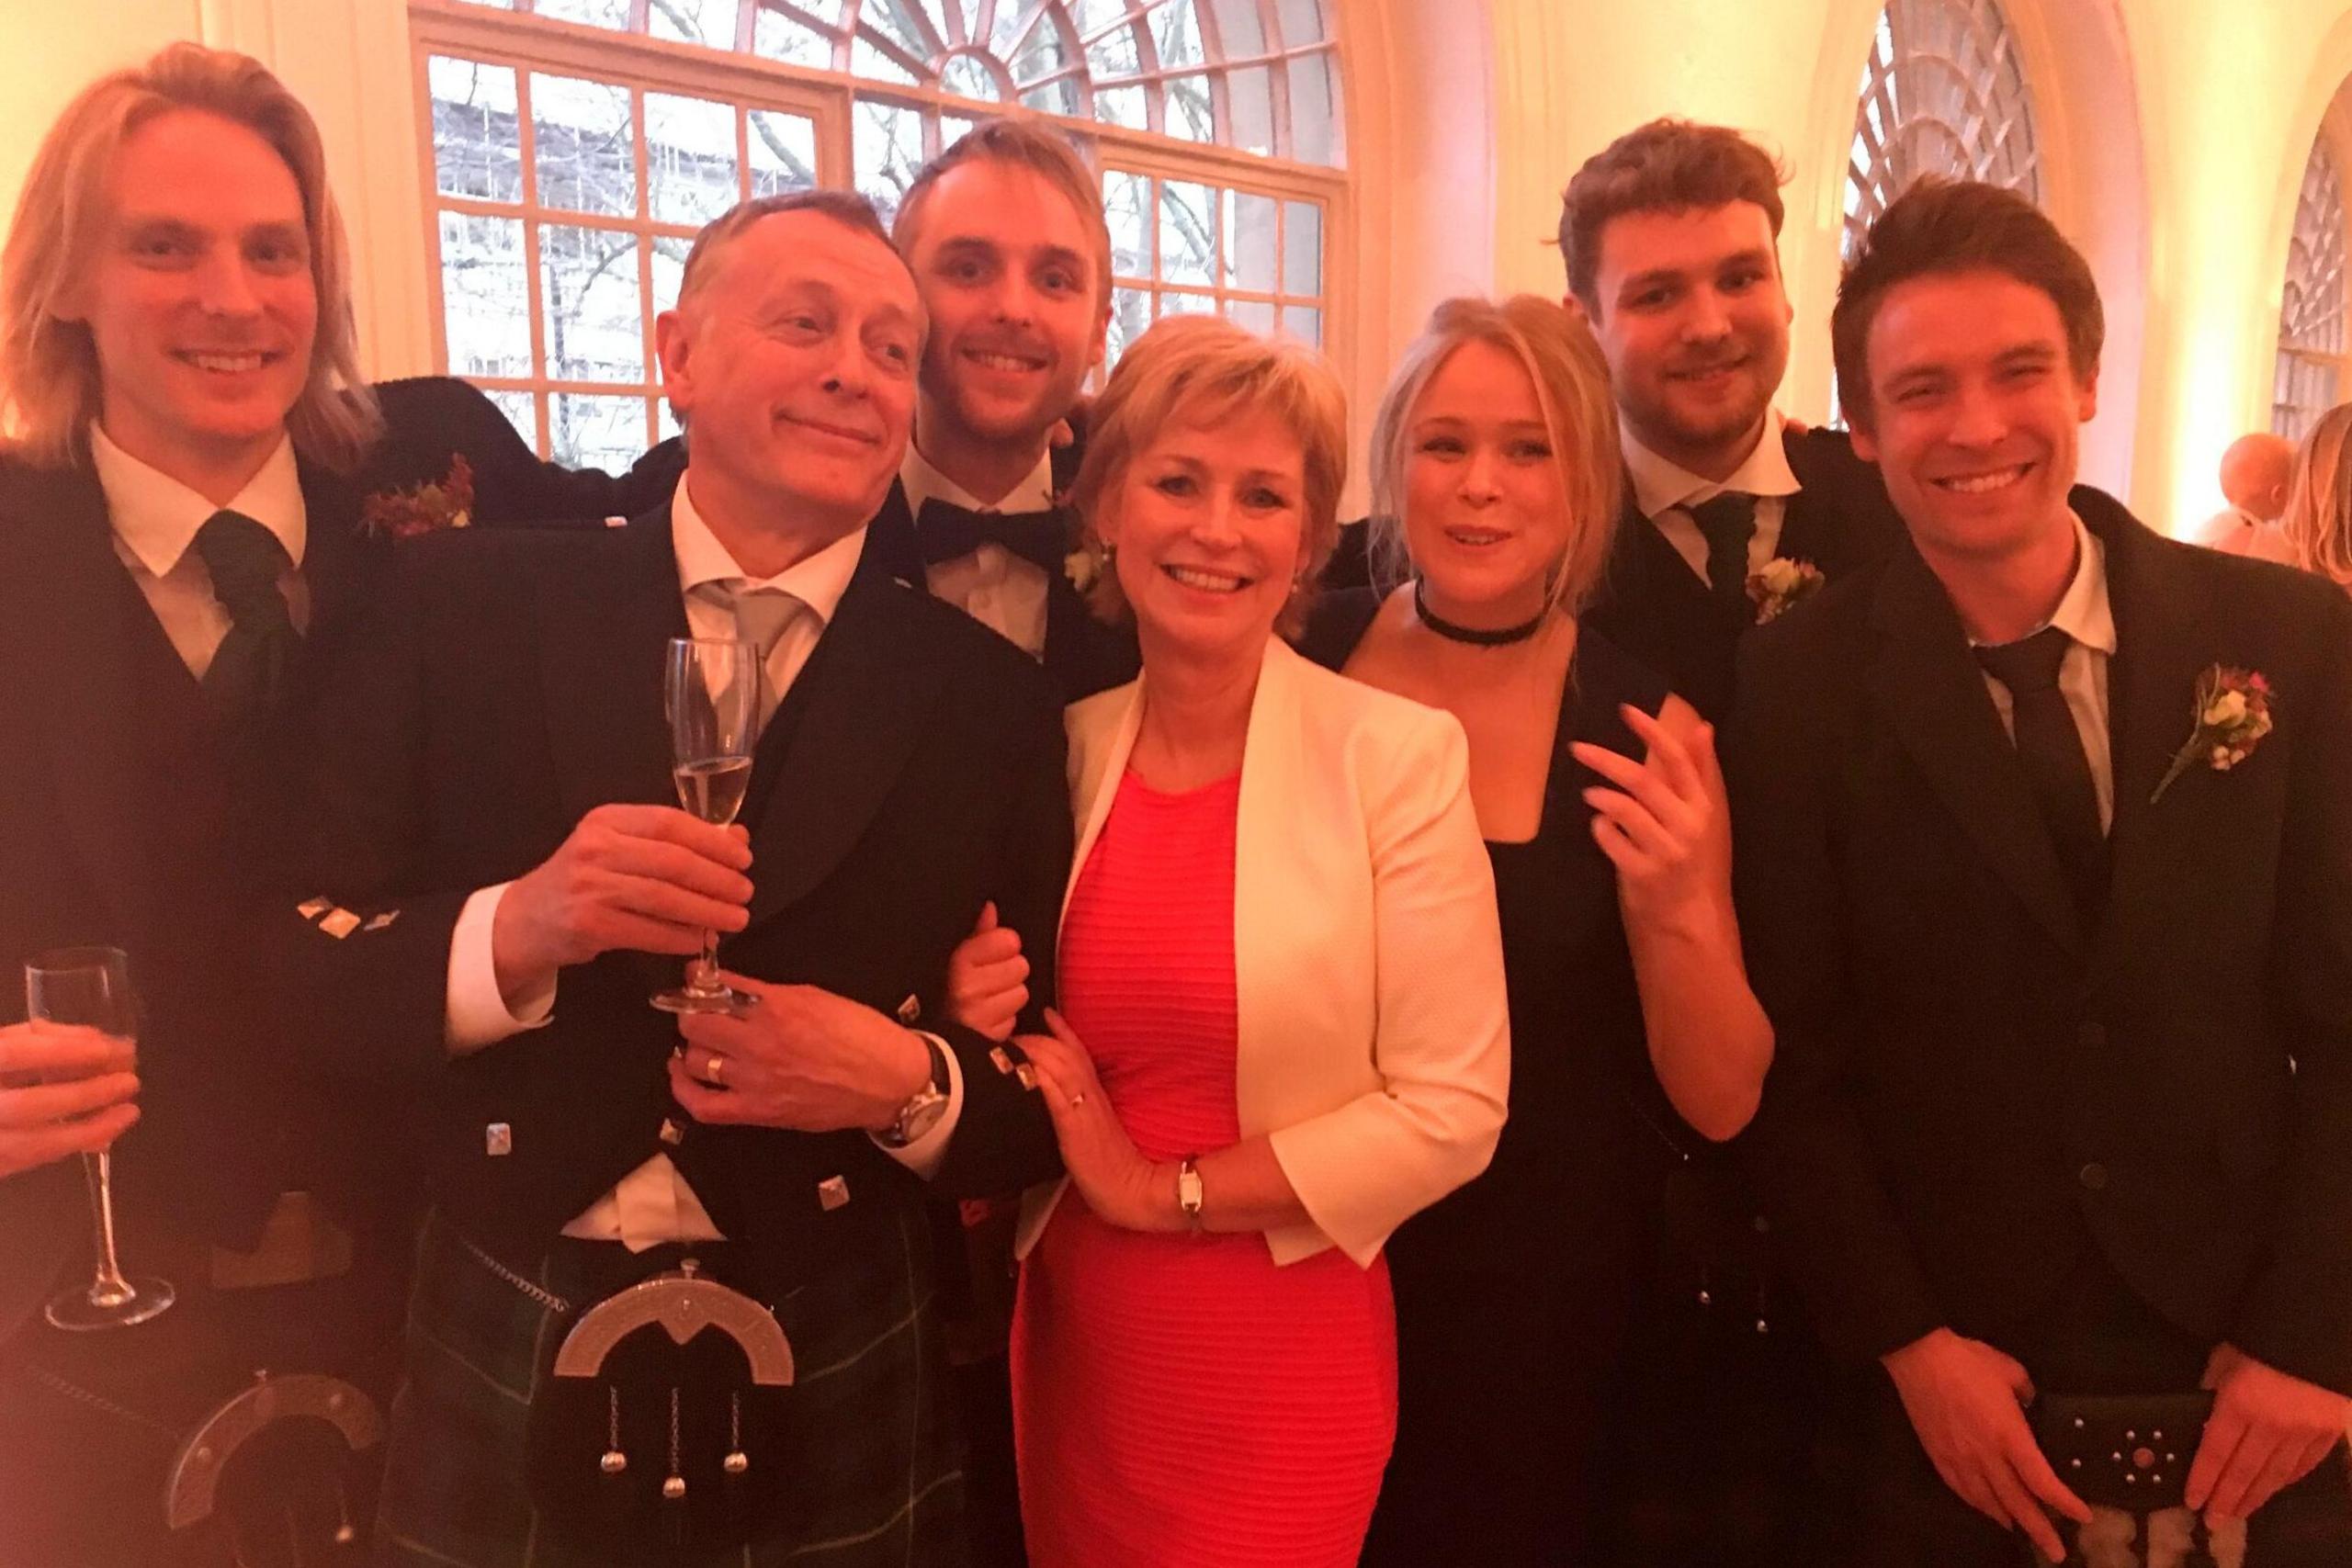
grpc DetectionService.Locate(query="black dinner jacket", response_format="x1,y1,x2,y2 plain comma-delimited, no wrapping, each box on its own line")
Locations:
1734,487,2352,1396
0,446,394,1340
289,503,1069,1285
1582,424,1903,720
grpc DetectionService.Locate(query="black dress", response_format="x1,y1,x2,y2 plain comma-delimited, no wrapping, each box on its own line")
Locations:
1298,591,1677,1566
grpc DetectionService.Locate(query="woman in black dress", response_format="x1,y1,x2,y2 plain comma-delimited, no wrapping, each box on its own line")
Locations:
1308,296,1773,1566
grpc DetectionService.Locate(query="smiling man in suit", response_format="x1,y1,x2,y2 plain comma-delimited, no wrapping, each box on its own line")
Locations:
1737,178,2352,1567
302,188,1069,1567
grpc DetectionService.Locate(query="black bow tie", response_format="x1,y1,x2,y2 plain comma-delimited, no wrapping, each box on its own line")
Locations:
913,498,1069,575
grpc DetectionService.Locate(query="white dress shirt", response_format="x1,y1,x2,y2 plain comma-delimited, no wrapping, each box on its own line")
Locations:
444,474,963,1249
90,423,309,679
1972,512,2117,832
901,442,1057,660
1623,408,1803,581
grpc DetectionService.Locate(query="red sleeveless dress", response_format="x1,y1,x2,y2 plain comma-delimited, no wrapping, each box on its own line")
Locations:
1011,769,1396,1568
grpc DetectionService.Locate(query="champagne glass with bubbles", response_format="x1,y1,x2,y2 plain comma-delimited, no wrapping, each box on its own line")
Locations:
652,637,762,1013
29,945,174,1330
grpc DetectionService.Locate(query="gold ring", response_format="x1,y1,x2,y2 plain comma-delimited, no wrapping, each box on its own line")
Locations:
1069,1091,1085,1108
702,1053,727,1088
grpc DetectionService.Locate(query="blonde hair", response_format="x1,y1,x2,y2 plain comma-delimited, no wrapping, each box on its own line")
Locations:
1070,314,1347,633
2283,402,2352,592
1367,295,1622,615
1,42,379,472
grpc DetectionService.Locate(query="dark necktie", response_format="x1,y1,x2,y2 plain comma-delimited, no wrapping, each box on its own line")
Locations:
192,508,300,723
913,498,1069,575
1973,626,2109,920
1688,491,1759,620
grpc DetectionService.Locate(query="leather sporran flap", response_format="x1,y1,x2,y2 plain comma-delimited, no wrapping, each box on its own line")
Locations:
2030,1391,2214,1514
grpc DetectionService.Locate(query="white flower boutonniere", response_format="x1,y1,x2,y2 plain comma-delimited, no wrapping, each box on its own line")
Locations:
1746,557,1826,625
2150,664,2274,805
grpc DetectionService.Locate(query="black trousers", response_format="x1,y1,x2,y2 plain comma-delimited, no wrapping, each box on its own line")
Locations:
1857,1252,2352,1567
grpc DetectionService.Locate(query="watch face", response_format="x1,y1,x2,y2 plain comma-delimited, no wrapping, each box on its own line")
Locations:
899,1091,948,1145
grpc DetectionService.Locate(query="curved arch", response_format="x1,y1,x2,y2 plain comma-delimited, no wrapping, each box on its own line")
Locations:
2258,16,2352,437
1789,0,2147,494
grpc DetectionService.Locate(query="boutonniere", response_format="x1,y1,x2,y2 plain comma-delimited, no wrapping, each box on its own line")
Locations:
2150,664,2274,804
1746,557,1826,624
361,453,474,540
1062,519,1106,597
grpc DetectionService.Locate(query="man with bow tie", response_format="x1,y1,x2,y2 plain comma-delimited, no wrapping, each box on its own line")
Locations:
1736,178,2352,1567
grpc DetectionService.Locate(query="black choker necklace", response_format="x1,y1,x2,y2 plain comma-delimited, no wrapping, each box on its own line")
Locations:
1414,581,1546,646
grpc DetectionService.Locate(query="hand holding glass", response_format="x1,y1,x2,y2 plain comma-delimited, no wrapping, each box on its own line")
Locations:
653,637,762,1013
27,945,174,1330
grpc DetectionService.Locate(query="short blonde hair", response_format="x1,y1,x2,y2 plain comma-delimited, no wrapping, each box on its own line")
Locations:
2283,402,2352,592
1367,295,1622,615
1070,314,1347,632
892,118,1113,309
0,42,379,471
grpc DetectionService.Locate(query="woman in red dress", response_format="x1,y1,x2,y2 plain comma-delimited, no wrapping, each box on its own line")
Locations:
946,315,1511,1568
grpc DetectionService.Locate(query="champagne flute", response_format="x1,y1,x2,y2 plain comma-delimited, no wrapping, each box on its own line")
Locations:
652,637,762,1014
28,945,175,1330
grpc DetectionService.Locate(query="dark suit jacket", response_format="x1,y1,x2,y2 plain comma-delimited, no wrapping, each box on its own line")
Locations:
291,504,1069,1288
371,377,686,525
1582,424,1903,721
1735,488,2352,1396
0,447,406,1344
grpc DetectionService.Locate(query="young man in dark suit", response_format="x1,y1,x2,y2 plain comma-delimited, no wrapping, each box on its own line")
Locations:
1738,177,2352,1566
0,45,647,1567
302,189,1069,1567
1549,118,1903,1565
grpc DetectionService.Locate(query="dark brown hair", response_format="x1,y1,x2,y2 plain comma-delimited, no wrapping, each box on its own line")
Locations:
1831,177,2103,433
890,117,1112,307
1557,118,1787,311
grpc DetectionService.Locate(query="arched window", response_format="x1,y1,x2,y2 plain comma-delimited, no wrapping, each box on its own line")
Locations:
413,0,1345,465
1843,0,2041,259
2276,138,2347,443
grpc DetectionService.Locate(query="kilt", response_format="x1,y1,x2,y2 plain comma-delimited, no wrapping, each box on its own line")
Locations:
374,1206,969,1568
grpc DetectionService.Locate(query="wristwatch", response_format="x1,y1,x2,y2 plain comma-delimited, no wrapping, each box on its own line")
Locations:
1177,1155,1205,1233
877,1033,951,1148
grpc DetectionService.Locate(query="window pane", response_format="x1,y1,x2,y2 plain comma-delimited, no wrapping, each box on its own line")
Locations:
1286,53,1337,164
1226,191,1277,292
532,74,637,218
550,392,651,471
1274,0,1329,45
943,112,980,150
1229,299,1275,336
539,224,645,381
753,7,834,68
645,94,739,226
650,234,689,317
1162,290,1216,317
854,97,926,222
1107,286,1152,363
1153,2,1206,71
1283,199,1320,298
438,212,532,378
940,54,1000,102
484,389,537,448
1164,76,1214,144
647,0,741,48
1159,179,1216,288
1281,304,1321,346
852,34,923,85
535,0,630,28
1104,170,1151,279
1085,17,1142,79
429,57,521,203
1224,66,1274,158
1094,85,1147,132
748,109,819,197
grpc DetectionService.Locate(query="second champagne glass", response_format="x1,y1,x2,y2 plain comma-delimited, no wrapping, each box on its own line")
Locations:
652,636,762,1014
28,945,174,1331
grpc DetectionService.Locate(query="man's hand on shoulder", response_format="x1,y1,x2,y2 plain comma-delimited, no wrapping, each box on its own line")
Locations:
0,1022,138,1179
2187,1344,2350,1525
670,978,930,1135
492,804,752,1005
1883,1327,2091,1563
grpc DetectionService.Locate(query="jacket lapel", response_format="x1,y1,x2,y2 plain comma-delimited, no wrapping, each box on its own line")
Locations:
1060,678,1148,926
1868,541,2087,960
535,508,684,829
293,460,384,671
740,541,940,925
10,462,159,944
862,478,925,589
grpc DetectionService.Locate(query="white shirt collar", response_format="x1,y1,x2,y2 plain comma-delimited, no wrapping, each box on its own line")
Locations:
900,440,1056,516
1623,407,1801,521
2038,510,2117,657
670,473,865,626
89,422,305,577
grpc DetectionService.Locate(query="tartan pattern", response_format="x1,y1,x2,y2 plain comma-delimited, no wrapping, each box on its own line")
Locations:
374,1209,968,1568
